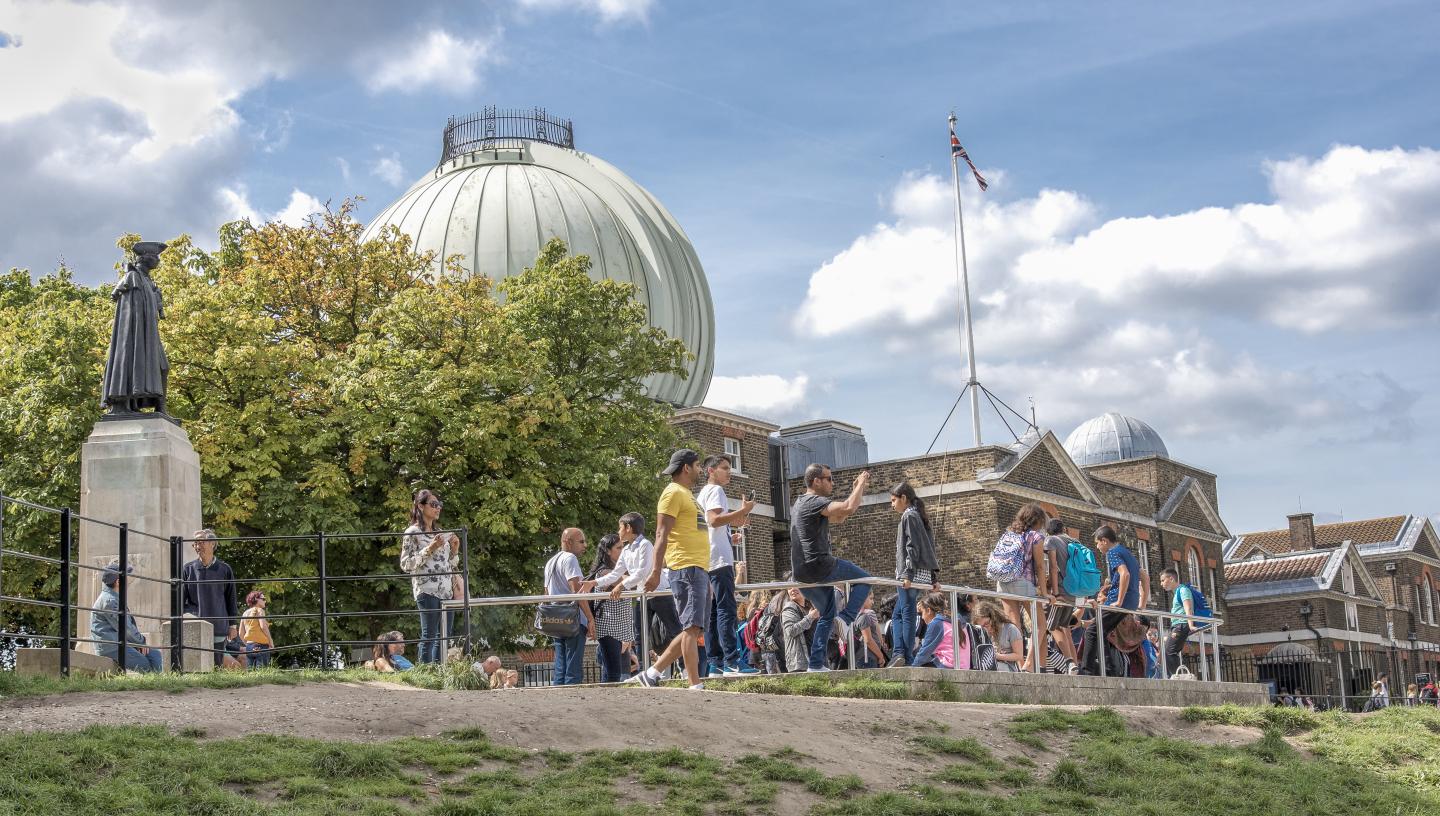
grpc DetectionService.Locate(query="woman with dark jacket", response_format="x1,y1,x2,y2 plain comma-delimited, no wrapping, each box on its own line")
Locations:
888,481,940,667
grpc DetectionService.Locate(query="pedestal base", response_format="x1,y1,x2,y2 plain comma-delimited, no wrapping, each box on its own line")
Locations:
77,416,202,650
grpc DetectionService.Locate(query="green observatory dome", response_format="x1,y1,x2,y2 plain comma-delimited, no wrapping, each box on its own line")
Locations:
360,107,714,406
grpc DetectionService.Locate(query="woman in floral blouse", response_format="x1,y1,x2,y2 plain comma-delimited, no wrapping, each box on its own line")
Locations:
401,489,460,664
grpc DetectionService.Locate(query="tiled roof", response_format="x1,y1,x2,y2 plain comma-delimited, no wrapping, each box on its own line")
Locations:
1225,552,1331,586
1238,515,1407,555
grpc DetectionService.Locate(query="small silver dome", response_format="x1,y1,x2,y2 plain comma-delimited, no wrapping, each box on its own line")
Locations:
1063,412,1169,466
360,109,714,406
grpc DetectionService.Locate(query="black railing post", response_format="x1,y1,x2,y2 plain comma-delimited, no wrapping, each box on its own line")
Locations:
116,523,128,672
318,532,329,670
58,508,71,678
170,535,183,672
460,528,472,656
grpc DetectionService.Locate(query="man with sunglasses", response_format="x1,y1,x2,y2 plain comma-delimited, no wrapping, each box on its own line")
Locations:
790,464,872,671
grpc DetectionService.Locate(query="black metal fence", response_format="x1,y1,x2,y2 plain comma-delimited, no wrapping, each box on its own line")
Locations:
0,491,476,676
439,106,575,162
1220,640,1440,710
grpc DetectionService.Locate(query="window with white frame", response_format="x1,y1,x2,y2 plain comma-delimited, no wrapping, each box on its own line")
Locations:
732,527,748,565
1428,579,1436,626
1187,549,1202,586
1207,567,1219,615
724,437,743,475
1138,541,1151,602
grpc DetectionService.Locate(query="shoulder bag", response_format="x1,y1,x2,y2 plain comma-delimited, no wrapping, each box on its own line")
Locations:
534,554,585,639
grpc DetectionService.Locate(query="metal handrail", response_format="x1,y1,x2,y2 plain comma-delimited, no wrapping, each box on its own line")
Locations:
440,106,575,163
444,574,1225,682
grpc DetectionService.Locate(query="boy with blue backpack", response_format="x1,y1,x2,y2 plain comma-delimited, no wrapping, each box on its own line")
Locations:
1041,519,1102,668
1159,567,1212,678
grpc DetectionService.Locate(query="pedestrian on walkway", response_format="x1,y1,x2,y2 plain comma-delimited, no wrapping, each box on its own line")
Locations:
888,481,939,667
790,464,873,672
637,449,714,690
401,490,460,664
588,533,636,683
543,528,595,686
181,528,239,669
698,454,757,676
240,590,274,668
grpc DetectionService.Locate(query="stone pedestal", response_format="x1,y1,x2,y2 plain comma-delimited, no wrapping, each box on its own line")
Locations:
77,417,202,651
162,616,215,672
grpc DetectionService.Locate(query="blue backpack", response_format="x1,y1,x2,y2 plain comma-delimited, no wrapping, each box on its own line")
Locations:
986,530,1030,583
1062,538,1103,598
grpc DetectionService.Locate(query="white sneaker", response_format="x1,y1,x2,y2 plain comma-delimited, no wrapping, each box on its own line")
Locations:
808,666,832,673
688,683,705,691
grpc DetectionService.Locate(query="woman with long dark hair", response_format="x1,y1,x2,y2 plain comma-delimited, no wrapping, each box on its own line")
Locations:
888,481,940,667
400,489,460,664
588,533,636,683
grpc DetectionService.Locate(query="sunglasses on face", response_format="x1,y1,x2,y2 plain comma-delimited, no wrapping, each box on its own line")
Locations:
426,500,442,509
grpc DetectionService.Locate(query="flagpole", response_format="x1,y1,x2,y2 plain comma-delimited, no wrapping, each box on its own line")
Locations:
949,111,982,447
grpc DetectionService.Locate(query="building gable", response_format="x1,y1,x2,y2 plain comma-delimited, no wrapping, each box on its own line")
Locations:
1157,476,1230,538
983,430,1103,507
1414,520,1440,561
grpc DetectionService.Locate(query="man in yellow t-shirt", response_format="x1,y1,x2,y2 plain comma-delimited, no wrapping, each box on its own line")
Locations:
638,448,712,689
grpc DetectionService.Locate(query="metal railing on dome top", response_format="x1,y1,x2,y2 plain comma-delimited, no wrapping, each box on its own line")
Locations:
439,106,575,163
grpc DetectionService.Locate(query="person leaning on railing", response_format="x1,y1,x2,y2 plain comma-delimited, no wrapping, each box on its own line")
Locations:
91,561,163,673
1158,567,1212,678
401,489,461,665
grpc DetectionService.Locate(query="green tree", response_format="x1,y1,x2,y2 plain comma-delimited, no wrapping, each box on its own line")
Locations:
0,205,689,659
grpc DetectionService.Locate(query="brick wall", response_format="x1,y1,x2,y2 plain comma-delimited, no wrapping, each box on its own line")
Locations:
669,409,779,582
1090,478,1157,517
1170,492,1213,532
1005,445,1086,501
1082,459,1159,494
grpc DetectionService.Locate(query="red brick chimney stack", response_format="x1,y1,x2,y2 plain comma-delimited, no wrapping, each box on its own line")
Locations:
1287,512,1316,551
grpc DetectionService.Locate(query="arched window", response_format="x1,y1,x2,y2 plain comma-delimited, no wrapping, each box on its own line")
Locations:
1341,561,1359,631
1427,577,1436,626
1187,548,1202,586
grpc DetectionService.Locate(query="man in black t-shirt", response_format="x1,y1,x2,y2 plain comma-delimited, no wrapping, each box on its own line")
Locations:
789,464,871,671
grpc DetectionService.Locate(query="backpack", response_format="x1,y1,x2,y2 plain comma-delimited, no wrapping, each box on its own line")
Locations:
1062,538,1103,598
757,605,782,653
966,622,996,671
986,530,1030,583
742,609,762,653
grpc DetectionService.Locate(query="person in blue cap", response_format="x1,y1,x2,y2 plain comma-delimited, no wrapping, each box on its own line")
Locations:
91,560,163,672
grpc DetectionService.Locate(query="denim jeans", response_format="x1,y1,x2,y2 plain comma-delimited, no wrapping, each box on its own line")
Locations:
245,643,271,669
416,593,454,665
108,646,163,673
596,636,625,683
892,586,920,665
706,565,741,668
1164,623,1201,677
799,559,872,670
552,631,586,685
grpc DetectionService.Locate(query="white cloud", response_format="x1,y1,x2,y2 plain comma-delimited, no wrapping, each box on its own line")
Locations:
704,374,810,424
364,29,496,94
371,152,406,187
796,145,1439,444
336,157,352,182
516,0,654,23
217,185,325,227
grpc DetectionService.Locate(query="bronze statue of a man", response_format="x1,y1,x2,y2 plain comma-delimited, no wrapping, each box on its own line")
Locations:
101,241,169,416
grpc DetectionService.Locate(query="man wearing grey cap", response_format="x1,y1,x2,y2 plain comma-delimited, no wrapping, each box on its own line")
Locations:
90,560,164,672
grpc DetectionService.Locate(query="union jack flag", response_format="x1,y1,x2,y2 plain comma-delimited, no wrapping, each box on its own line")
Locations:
950,122,988,192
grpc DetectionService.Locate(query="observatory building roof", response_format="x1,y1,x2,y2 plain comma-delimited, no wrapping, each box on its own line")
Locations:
1062,412,1169,467
360,108,714,406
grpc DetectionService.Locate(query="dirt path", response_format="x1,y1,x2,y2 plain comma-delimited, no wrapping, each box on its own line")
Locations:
0,683,1259,789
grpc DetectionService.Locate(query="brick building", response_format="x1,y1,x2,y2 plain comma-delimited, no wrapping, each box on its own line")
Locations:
1223,513,1440,691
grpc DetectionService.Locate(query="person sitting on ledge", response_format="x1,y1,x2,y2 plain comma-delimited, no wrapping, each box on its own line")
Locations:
91,560,163,673
911,592,961,670
365,631,412,672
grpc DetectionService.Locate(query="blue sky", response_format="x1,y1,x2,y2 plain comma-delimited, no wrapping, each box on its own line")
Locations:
2,0,1438,533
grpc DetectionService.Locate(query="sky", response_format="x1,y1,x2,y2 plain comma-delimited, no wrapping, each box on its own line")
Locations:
2,0,1438,534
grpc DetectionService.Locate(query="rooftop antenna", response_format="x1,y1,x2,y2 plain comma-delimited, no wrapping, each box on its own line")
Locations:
925,113,1038,454
950,110,983,448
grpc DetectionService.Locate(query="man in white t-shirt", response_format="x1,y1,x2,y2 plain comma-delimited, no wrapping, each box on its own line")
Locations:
698,454,756,676
543,528,594,686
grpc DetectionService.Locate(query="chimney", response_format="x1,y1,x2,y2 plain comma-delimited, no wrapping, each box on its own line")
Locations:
1287,513,1316,552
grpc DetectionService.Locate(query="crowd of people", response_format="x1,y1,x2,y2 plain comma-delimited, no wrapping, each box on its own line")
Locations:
92,449,1426,703
519,450,1228,689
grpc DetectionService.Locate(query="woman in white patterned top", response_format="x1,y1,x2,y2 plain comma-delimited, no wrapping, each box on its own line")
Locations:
401,489,460,665
588,533,636,682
